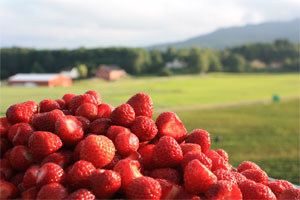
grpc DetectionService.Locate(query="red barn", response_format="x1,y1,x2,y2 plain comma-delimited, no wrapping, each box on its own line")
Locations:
8,73,72,87
96,65,126,81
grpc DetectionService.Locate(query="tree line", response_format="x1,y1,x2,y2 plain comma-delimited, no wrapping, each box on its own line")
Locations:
1,39,299,79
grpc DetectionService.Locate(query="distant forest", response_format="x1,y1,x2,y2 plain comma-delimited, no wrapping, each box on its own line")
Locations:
1,39,299,79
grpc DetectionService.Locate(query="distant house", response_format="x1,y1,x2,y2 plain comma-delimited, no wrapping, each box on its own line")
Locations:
250,59,266,69
60,67,79,79
96,65,126,81
8,73,72,87
166,59,187,69
270,61,283,68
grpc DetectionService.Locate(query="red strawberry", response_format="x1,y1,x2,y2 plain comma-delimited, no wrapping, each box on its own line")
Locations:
55,115,84,146
105,153,123,170
66,189,96,200
74,116,90,132
21,186,39,199
0,181,18,199
80,135,115,168
131,116,158,141
180,143,201,155
113,160,142,189
127,93,153,118
0,138,11,156
184,159,217,194
36,163,66,187
268,179,294,197
73,140,84,162
89,118,112,135
62,93,76,108
152,136,183,168
216,149,229,162
23,165,39,189
89,169,121,199
0,159,15,180
156,112,187,143
114,132,139,156
69,94,98,113
239,179,276,200
213,169,236,183
237,161,261,172
36,183,68,199
28,131,63,162
10,172,24,187
75,103,98,121
8,123,33,146
6,101,38,124
85,90,102,105
67,160,96,189
186,129,210,154
106,125,131,141
55,99,66,110
278,187,300,200
156,179,182,199
181,151,212,170
205,180,242,200
98,103,114,118
110,104,135,127
206,150,230,171
125,176,161,200
174,189,201,200
241,168,269,185
231,172,247,186
137,144,155,170
41,151,73,169
32,109,65,132
0,117,10,137
150,168,181,184
62,109,73,115
9,145,33,171
39,99,61,113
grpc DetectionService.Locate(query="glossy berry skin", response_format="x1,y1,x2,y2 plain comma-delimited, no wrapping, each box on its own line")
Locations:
268,179,294,197
114,132,139,156
239,179,276,200
186,129,211,154
41,151,73,169
278,187,300,200
216,149,229,162
6,101,38,124
0,117,11,137
75,116,90,132
32,109,65,132
237,161,261,172
150,168,181,185
36,162,66,187
75,103,98,121
8,123,33,146
131,116,158,141
66,189,96,200
181,151,212,170
85,90,102,105
89,169,121,199
138,144,155,170
156,112,187,143
213,169,236,183
231,172,247,186
104,153,122,170
55,99,66,109
21,186,39,199
205,180,242,200
0,180,18,199
206,150,230,171
106,125,131,141
39,99,61,113
0,138,11,157
36,183,68,200
241,168,269,185
69,94,98,113
125,176,161,200
89,118,112,135
23,165,39,189
67,160,96,189
180,143,201,155
9,145,33,171
127,93,153,118
97,103,114,118
110,104,135,127
184,159,217,194
62,93,76,108
80,135,115,168
152,136,183,168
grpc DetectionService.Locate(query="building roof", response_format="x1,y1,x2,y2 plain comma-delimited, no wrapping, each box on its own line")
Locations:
8,73,59,82
99,65,123,71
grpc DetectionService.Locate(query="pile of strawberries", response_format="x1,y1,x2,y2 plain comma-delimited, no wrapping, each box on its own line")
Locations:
0,91,299,200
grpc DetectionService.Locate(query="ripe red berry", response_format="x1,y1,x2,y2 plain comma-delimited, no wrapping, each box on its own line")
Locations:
241,168,269,185
36,183,68,200
127,93,153,118
62,93,76,108
85,90,102,105
0,117,11,137
110,104,135,127
21,186,39,199
237,161,261,173
181,151,212,170
205,180,242,200
98,103,114,118
268,179,294,197
66,189,96,200
104,153,122,170
23,165,39,189
55,99,66,109
114,132,139,156
39,99,61,113
6,101,38,124
89,118,112,135
32,109,65,132
0,138,11,157
131,116,158,141
9,145,33,171
206,150,230,171
186,129,211,154
150,168,181,185
239,179,276,200
231,172,247,186
75,103,98,121
180,143,201,155
216,149,229,162
8,123,33,146
0,180,18,199
213,169,236,183
41,151,73,169
278,187,300,200
0,159,15,180
69,94,98,113
74,116,90,132
36,162,66,187
106,125,131,141
138,144,155,170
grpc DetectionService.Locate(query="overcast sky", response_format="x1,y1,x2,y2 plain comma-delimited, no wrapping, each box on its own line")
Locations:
1,0,299,49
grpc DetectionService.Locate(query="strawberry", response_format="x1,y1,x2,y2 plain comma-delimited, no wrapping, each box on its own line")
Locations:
0,117,10,137
62,109,73,115
28,131,63,162
278,187,300,200
105,153,122,170
75,116,90,132
55,99,66,110
23,165,39,189
89,118,112,135
216,149,229,162
39,99,61,113
186,129,210,154
106,125,131,141
75,103,98,121
156,179,182,199
32,109,65,132
9,145,33,171
7,123,34,146
110,104,135,127
36,162,66,187
67,160,96,189
113,160,142,190
36,183,68,199
10,172,24,187
239,179,276,200
0,181,18,199
230,172,247,186
131,116,158,141
55,115,84,146
89,169,121,199
156,112,187,143
180,143,201,155
114,132,139,156
41,151,73,169
73,140,84,162
174,189,201,200
206,150,230,171
125,176,161,200
184,159,217,194
152,136,183,168
181,151,212,170
69,94,98,113
0,159,15,180
6,101,38,124
62,93,76,108
66,189,96,200
213,169,236,183
150,168,181,185
237,161,261,172
127,93,153,118
241,168,269,185
80,135,115,168
85,90,102,105
98,103,114,118
0,138,11,156
205,180,242,200
268,179,294,197
21,186,39,199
